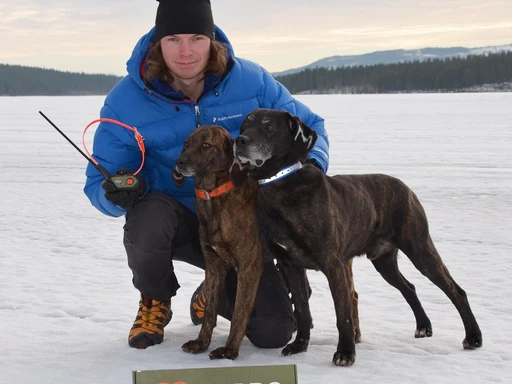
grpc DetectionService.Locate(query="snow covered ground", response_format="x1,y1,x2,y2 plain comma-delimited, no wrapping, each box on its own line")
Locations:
1,93,511,383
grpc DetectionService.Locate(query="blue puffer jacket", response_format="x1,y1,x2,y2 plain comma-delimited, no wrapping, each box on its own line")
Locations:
84,26,329,217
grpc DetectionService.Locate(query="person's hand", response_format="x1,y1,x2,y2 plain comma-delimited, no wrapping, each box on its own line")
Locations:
101,168,146,209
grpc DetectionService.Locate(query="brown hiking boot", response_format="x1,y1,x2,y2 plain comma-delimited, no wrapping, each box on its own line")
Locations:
128,294,172,349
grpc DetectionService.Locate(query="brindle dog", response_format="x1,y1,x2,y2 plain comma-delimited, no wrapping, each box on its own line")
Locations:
172,125,264,360
233,108,482,366
172,124,360,359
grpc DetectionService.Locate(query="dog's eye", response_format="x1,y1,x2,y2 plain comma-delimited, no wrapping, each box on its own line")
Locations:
265,123,274,132
202,143,212,149
184,141,190,148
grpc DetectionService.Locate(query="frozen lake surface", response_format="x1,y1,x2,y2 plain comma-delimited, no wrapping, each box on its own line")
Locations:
0,92,511,383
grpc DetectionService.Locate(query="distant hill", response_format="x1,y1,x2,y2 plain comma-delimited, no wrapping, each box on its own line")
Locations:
0,64,122,96
273,43,512,76
274,51,512,94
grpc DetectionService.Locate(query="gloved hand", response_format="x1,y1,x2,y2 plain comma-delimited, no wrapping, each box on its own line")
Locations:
101,168,146,209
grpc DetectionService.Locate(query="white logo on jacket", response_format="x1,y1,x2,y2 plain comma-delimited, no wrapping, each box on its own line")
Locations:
212,114,243,123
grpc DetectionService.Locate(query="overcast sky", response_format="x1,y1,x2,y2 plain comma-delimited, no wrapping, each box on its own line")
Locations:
2,0,511,76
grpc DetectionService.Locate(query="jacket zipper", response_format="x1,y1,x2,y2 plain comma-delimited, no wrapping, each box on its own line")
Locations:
194,104,201,127
145,87,203,126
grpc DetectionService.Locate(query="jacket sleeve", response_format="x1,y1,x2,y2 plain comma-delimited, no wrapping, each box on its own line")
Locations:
260,68,330,173
83,105,145,217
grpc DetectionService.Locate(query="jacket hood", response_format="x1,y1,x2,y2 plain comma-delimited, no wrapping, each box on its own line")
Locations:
125,25,235,93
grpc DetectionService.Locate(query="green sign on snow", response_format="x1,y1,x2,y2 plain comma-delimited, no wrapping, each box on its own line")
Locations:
132,364,297,384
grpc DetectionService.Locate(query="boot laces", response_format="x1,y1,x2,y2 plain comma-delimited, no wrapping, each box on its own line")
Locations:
135,296,170,329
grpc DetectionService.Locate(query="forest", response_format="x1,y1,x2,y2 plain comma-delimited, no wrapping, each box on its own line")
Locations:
0,64,121,96
274,51,512,94
1,51,511,96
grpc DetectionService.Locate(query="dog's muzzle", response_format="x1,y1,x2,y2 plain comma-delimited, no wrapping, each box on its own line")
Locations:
233,140,265,168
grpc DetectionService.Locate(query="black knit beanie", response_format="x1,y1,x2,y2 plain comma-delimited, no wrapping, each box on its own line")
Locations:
155,0,215,41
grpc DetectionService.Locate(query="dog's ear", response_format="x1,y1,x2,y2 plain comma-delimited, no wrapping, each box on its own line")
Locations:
230,159,249,187
288,113,318,161
172,168,186,187
224,135,235,164
224,135,234,151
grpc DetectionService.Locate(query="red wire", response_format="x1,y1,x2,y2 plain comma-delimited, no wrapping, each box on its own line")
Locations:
82,118,146,176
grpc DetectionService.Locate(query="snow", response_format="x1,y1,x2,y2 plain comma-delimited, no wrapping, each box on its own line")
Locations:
1,93,511,383
469,44,512,55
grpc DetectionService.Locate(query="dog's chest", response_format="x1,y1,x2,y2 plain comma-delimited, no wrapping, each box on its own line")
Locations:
270,238,321,270
256,204,322,270
257,175,358,269
198,197,262,265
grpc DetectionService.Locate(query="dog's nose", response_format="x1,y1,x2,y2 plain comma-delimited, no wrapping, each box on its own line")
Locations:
235,135,249,146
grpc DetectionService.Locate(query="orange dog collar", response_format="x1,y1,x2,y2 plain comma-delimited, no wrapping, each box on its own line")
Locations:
195,180,234,200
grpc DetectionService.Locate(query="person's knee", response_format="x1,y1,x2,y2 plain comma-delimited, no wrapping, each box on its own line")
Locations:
245,316,293,348
124,193,179,250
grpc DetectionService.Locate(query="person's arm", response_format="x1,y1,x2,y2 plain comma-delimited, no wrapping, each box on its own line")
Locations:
83,105,146,217
260,69,329,173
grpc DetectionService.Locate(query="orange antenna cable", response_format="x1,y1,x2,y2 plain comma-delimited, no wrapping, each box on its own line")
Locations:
39,111,146,190
82,118,146,176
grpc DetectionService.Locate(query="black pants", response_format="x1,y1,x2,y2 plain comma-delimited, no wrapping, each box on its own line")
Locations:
123,192,294,348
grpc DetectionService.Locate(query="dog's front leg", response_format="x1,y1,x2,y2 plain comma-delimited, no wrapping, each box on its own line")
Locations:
281,265,312,356
209,262,264,360
324,260,356,367
182,253,230,354
345,258,361,343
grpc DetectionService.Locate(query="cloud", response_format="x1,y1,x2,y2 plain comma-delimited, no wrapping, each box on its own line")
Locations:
1,0,511,74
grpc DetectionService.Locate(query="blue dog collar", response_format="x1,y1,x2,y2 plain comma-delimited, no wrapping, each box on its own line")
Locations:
258,161,303,186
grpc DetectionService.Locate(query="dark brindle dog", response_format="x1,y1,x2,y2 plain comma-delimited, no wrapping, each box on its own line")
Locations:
172,124,360,359
172,125,264,360
233,108,482,366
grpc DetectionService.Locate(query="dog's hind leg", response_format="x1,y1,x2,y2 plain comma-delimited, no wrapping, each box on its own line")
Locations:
369,248,433,338
400,235,482,350
281,264,313,356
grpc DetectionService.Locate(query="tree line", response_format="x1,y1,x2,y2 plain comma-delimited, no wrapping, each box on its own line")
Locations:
1,51,511,96
0,64,122,96
274,51,512,94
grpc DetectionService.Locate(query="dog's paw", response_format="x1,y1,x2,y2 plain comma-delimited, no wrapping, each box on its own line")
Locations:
415,326,433,338
209,347,239,360
182,339,209,354
282,338,309,356
333,349,356,367
414,317,433,338
462,331,483,350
